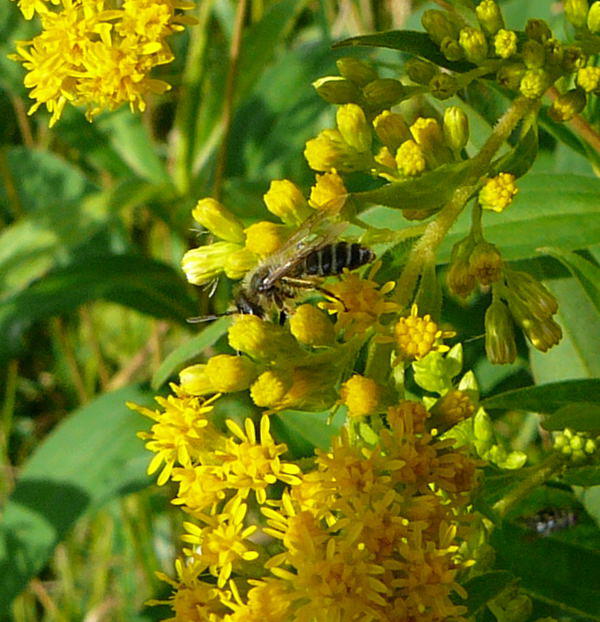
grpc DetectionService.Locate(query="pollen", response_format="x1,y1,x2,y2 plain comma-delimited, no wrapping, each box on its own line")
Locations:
339,374,381,417
395,139,427,176
479,172,518,212
244,221,288,258
205,354,258,393
289,304,336,346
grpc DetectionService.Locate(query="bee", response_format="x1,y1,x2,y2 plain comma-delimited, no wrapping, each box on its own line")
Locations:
190,208,375,323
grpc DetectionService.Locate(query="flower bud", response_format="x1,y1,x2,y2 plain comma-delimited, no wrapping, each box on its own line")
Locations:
339,374,381,417
224,247,258,280
430,389,476,430
562,45,587,73
588,1,600,32
309,170,347,212
479,173,518,212
476,0,505,36
564,0,589,28
410,117,452,168
362,79,406,109
519,68,551,98
440,37,464,62
205,354,258,393
522,40,546,69
549,88,587,121
263,179,312,226
336,103,372,152
577,66,600,92
250,369,292,408
228,315,301,362
289,304,336,346
493,29,518,59
182,241,243,285
429,73,459,100
443,106,469,153
373,110,411,151
544,39,564,66
179,363,214,395
505,270,558,319
244,221,288,258
395,140,426,177
525,18,552,42
312,76,361,104
304,129,368,172
469,241,503,285
422,10,459,45
447,237,477,298
405,58,438,84
336,57,378,86
506,294,562,352
192,198,245,243
458,27,489,64
496,63,526,89
485,298,517,364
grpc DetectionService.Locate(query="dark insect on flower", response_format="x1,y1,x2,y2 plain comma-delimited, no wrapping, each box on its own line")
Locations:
525,508,577,537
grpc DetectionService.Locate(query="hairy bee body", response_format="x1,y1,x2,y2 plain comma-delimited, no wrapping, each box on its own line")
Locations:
234,241,374,318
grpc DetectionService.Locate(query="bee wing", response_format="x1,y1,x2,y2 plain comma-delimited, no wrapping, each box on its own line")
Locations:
260,207,348,288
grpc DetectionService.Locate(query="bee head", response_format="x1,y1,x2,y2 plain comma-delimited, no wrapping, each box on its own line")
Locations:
234,291,264,317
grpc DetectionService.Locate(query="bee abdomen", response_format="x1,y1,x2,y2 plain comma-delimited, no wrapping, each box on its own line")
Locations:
302,242,374,276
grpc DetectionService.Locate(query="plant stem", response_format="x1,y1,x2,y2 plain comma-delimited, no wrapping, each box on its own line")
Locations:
395,96,539,307
492,452,565,518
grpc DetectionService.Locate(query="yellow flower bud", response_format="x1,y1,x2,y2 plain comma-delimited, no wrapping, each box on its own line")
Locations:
336,103,372,153
429,73,459,100
395,140,426,177
588,1,600,32
475,0,505,36
182,241,241,285
544,38,564,66
263,179,312,226
469,241,503,285
525,18,552,42
504,270,558,319
192,198,245,243
244,221,288,258
228,315,301,362
304,129,369,172
494,29,518,59
549,88,587,122
224,247,258,280
577,66,600,92
447,236,477,298
430,389,476,429
250,369,292,408
405,58,438,85
562,45,587,73
312,76,361,104
522,40,546,69
205,354,258,393
339,374,381,417
289,304,335,346
336,57,378,87
443,106,469,153
421,10,459,45
309,170,347,213
373,110,411,152
410,117,452,168
179,363,214,395
506,293,562,352
440,37,464,62
458,27,488,64
564,0,588,28
362,79,405,110
479,173,518,213
496,63,526,89
485,298,517,364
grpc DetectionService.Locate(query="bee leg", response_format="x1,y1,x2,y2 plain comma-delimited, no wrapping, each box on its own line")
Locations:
278,310,287,326
280,277,348,311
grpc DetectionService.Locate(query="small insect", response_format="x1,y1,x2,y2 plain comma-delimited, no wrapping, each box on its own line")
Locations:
190,208,375,323
525,508,577,537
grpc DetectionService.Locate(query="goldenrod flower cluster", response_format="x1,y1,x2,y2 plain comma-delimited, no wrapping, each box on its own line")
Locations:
10,0,195,125
130,348,482,621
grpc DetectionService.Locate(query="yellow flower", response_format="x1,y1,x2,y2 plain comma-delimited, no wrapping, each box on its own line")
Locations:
205,354,258,393
304,129,370,172
244,221,288,258
250,370,293,408
577,66,600,92
217,416,302,503
308,169,348,212
289,303,336,346
395,139,427,176
192,198,245,243
336,103,372,152
171,464,228,515
479,172,518,212
263,179,312,226
339,374,381,417
128,390,221,485
494,28,517,58
393,304,455,361
224,578,292,622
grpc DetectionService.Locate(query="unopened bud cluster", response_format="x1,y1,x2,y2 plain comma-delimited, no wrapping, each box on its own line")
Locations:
554,427,598,463
447,235,503,298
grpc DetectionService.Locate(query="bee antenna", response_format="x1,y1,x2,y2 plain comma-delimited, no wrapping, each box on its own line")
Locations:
186,311,236,324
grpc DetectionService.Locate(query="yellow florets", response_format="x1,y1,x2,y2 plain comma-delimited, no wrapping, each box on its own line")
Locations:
228,315,301,362
244,221,288,258
479,172,518,212
192,198,245,243
339,374,381,417
494,29,517,58
250,370,292,408
393,304,454,360
205,354,258,393
178,363,213,396
336,103,372,152
289,304,336,346
263,179,312,226
577,66,600,92
182,241,251,285
395,139,427,176
519,68,549,98
309,170,348,212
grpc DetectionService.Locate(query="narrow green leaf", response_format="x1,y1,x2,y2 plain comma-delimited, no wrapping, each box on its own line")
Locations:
334,30,474,73
541,248,600,314
0,384,154,611
541,402,600,433
271,410,345,458
459,571,515,615
0,254,197,364
490,523,600,619
152,317,230,389
561,465,600,487
481,379,600,414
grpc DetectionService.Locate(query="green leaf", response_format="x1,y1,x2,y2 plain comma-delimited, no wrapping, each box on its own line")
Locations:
0,384,154,612
490,523,600,619
540,249,600,314
0,254,197,364
459,571,515,615
334,30,474,73
152,317,231,389
490,119,538,179
481,379,600,414
541,402,600,433
561,465,600,487
438,174,600,262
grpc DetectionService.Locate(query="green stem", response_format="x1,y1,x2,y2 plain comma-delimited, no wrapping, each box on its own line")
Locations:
394,96,539,308
492,452,565,519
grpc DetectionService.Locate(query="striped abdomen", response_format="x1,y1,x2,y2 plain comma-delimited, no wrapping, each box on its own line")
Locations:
296,242,374,277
